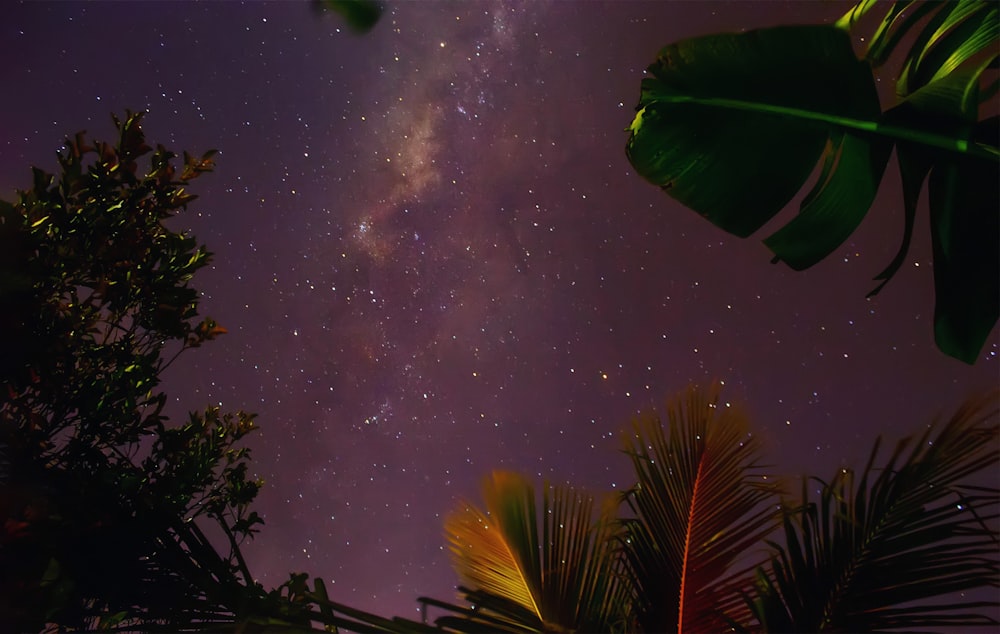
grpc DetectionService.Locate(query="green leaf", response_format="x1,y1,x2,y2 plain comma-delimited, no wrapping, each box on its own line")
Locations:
626,13,999,363
764,130,893,270
868,134,930,297
834,0,884,32
882,60,997,362
865,1,940,68
627,25,878,238
750,391,1000,631
445,471,628,632
899,0,998,96
314,0,382,33
928,118,1000,364
620,384,779,633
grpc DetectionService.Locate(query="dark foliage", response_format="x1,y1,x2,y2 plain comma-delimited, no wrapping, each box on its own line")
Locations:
0,112,425,633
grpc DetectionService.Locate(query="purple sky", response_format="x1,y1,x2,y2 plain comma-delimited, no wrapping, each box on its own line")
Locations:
2,0,996,621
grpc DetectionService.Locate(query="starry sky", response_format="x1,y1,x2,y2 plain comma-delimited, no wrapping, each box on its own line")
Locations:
1,0,996,621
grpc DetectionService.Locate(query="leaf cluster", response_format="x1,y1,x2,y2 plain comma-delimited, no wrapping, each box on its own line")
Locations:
749,392,1000,632
0,111,447,634
625,0,999,363
0,111,267,631
424,385,999,633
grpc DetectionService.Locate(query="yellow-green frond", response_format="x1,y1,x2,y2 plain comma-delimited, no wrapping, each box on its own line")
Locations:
445,472,544,623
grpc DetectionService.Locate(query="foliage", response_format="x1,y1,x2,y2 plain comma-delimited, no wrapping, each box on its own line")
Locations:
625,0,999,363
619,386,778,632
440,471,629,632
0,112,423,633
425,385,999,633
748,391,1000,632
0,109,250,630
313,0,383,34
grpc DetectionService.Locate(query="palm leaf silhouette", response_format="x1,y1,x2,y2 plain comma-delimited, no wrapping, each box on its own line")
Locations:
750,390,1000,632
619,384,780,633
443,471,628,632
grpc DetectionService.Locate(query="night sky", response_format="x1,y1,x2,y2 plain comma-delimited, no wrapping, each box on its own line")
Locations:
2,0,996,621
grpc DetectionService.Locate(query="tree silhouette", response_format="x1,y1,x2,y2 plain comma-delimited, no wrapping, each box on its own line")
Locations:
0,111,430,633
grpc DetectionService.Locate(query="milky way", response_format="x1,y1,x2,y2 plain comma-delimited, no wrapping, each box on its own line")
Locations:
1,0,996,619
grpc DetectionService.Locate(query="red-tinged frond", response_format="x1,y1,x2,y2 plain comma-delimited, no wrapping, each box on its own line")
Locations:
621,383,780,633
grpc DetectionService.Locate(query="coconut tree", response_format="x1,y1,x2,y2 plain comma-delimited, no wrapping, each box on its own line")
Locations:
426,384,782,632
424,385,999,633
617,385,779,632
747,391,1000,632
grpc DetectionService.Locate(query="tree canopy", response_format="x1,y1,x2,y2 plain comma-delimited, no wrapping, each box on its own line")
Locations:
0,111,428,633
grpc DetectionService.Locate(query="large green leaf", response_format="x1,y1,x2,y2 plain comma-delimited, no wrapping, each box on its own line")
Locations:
881,57,998,362
626,24,883,242
626,5,999,363
927,117,999,364
619,384,779,633
749,391,1000,632
313,0,382,33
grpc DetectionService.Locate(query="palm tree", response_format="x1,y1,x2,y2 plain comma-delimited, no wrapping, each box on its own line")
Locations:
424,384,780,632
748,391,1000,632
426,384,780,632
423,384,999,633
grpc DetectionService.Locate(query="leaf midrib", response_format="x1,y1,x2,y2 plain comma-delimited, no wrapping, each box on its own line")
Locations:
646,95,999,161
677,450,707,634
817,464,954,630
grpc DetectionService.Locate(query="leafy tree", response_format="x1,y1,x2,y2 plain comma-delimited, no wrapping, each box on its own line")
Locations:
423,384,999,633
0,110,248,630
625,0,999,364
0,112,429,633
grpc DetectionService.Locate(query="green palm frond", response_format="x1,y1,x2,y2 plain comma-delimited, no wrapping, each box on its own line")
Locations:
443,471,629,632
619,384,780,633
750,390,1000,632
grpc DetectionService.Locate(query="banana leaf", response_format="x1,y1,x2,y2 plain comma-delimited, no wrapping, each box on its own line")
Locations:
626,5,999,363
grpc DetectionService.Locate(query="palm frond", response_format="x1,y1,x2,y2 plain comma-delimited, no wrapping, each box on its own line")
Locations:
444,471,629,632
446,472,544,629
620,383,780,633
750,390,1000,632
